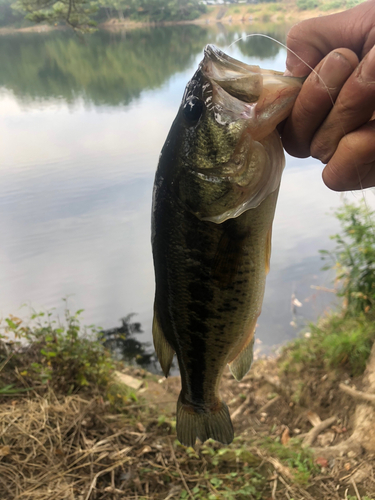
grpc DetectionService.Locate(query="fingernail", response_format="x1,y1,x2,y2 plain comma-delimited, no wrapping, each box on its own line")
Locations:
319,51,354,89
360,44,375,81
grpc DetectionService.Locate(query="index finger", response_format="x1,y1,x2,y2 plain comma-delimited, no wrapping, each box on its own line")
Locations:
286,1,375,77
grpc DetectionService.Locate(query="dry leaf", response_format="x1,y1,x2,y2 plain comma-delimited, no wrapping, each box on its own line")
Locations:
136,422,146,433
0,445,10,457
281,428,290,445
315,457,328,468
138,445,152,456
292,296,302,307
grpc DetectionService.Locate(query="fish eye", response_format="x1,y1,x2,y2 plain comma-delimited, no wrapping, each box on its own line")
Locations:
183,96,204,125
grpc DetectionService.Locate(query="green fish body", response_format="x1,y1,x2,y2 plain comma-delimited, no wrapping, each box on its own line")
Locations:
151,46,302,447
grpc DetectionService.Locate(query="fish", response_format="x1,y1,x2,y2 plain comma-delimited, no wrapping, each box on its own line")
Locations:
151,45,302,447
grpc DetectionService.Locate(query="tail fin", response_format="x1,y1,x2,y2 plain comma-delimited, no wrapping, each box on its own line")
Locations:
176,393,234,447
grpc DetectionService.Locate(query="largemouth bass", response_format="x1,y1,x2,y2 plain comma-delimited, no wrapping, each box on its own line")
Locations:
151,45,302,447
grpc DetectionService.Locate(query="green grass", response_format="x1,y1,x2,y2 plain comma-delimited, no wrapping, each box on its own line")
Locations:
281,312,375,377
296,0,321,10
258,437,318,486
321,0,345,10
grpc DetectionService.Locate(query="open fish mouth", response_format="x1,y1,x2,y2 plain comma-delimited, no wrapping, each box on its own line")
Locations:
199,44,303,136
202,44,276,104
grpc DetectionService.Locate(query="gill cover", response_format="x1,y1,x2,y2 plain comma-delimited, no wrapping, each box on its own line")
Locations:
179,45,302,224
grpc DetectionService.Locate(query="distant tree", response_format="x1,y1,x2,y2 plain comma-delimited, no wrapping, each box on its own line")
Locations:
12,0,206,30
12,0,99,31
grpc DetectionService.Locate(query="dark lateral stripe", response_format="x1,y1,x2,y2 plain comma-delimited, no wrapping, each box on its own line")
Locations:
186,325,207,403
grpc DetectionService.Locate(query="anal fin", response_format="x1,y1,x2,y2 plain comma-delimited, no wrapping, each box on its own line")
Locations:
229,336,255,381
152,306,174,377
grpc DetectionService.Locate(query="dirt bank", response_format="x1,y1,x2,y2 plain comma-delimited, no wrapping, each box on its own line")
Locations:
2,356,375,499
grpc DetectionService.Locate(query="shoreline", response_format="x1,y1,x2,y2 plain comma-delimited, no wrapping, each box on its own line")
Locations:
0,4,347,35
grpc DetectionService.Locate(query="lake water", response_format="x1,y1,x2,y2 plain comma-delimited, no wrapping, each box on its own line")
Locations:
1,24,374,360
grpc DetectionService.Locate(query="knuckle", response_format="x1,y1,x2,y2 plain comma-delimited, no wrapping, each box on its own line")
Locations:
337,95,361,117
296,94,319,120
311,136,334,163
286,22,308,48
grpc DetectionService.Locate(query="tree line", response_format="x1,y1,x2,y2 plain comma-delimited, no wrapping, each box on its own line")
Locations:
0,0,207,31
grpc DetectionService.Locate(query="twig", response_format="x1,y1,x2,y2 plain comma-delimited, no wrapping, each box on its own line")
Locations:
351,478,361,500
111,400,176,410
84,460,129,500
257,395,281,415
271,477,277,499
277,475,293,499
302,416,336,448
0,352,13,372
169,441,194,500
231,394,251,421
339,463,363,482
310,285,336,293
339,383,375,404
267,457,293,480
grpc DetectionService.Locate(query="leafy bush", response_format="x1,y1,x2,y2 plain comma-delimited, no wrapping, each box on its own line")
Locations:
1,304,115,392
296,0,321,10
320,201,375,315
321,0,345,10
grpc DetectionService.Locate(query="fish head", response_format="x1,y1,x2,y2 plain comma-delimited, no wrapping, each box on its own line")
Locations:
158,45,302,223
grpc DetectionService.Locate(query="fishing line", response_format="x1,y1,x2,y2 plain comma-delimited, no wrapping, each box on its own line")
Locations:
227,33,375,232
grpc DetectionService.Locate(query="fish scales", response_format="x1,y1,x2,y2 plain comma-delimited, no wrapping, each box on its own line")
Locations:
152,45,302,447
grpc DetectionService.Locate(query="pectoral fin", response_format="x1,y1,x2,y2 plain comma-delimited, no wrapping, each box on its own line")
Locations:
152,306,174,377
229,336,255,381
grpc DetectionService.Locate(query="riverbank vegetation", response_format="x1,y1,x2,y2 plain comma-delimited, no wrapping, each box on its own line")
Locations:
0,0,369,33
1,201,375,498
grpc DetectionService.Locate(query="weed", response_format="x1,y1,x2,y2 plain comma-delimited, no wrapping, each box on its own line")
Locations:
321,0,345,10
0,302,115,392
259,437,318,485
106,381,138,411
296,0,321,10
281,312,375,377
347,497,374,500
320,201,375,315
282,202,375,377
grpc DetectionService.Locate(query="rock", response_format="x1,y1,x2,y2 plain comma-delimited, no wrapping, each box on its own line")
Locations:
114,371,143,390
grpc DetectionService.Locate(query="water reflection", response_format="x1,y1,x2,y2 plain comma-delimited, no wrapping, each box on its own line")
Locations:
0,26,210,106
0,23,287,107
100,314,160,372
1,24,373,366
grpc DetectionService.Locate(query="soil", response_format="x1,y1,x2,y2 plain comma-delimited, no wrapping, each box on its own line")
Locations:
3,356,374,499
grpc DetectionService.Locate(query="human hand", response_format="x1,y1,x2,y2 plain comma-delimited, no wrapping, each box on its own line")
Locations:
281,0,375,191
